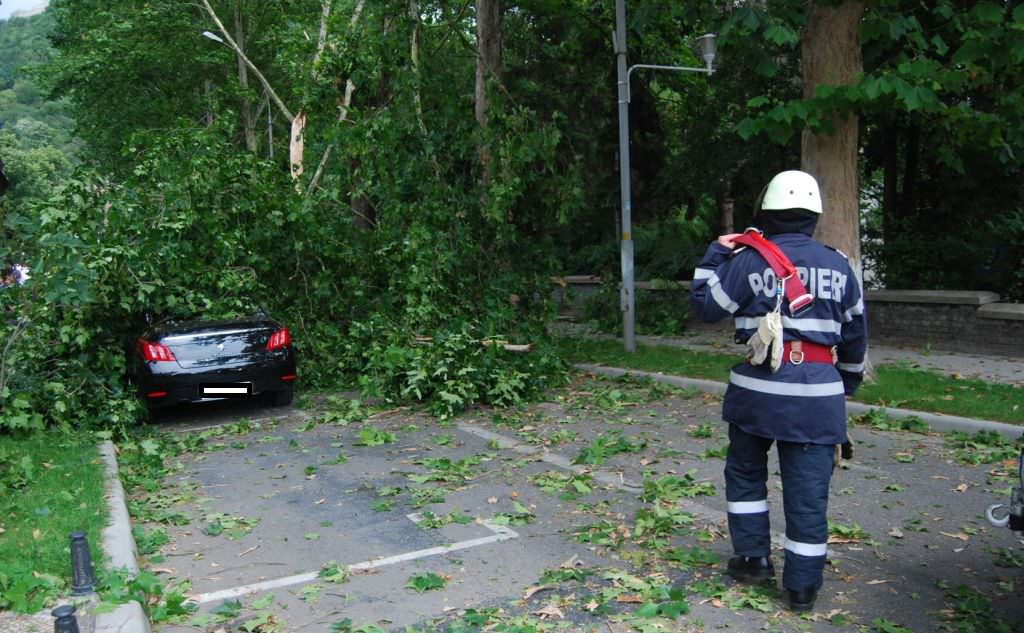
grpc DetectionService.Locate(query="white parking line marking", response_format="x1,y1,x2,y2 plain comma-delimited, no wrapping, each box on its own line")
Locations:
189,515,518,605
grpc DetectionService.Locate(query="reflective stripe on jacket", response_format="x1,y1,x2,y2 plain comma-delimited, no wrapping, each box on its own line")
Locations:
689,233,868,445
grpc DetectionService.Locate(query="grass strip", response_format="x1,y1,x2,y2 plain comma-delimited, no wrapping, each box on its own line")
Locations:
0,433,107,612
856,366,1023,424
558,338,1024,424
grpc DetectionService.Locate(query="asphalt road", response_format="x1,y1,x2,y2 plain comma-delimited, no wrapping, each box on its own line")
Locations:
139,374,1023,632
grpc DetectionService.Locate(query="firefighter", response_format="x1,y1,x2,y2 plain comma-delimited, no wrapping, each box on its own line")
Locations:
689,170,867,612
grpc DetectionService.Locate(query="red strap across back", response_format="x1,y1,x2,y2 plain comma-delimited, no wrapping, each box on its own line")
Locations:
732,229,814,313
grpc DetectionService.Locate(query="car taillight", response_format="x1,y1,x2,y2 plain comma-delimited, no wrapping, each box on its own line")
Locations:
136,338,176,362
266,327,291,351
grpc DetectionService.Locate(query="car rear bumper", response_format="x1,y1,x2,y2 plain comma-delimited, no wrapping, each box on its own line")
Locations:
134,355,297,408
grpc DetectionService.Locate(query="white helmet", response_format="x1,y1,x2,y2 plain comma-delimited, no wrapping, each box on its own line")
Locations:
760,170,822,214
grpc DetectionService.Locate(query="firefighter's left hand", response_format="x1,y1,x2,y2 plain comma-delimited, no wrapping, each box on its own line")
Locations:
718,233,742,249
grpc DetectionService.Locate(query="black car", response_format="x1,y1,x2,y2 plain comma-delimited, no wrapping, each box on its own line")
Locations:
131,316,297,409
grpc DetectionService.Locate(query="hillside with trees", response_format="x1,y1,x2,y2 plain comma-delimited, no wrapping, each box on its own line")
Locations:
0,10,77,208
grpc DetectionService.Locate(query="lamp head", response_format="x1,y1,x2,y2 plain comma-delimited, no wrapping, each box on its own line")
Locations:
697,33,717,70
201,30,224,43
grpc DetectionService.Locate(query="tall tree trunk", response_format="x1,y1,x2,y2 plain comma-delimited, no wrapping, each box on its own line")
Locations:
800,0,865,268
203,80,214,126
900,123,920,224
718,171,735,234
409,0,428,139
475,0,502,189
881,123,898,242
235,3,257,152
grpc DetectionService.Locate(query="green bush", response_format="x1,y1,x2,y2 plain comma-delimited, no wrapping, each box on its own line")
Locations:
347,320,565,419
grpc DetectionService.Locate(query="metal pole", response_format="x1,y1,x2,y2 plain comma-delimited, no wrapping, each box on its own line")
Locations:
614,0,636,352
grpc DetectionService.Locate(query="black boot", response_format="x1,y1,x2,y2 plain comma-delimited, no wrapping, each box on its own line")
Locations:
787,588,818,612
726,556,775,583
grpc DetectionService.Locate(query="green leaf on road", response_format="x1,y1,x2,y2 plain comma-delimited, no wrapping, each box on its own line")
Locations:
407,572,447,593
355,428,396,447
491,501,535,526
318,561,349,583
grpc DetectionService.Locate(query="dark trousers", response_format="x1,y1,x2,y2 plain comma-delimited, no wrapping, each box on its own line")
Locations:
724,423,835,591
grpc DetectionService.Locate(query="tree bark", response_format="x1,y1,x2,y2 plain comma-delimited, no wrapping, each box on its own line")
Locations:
290,111,306,181
800,0,865,267
718,171,735,235
312,0,331,71
881,123,898,242
235,3,257,152
474,0,502,188
410,0,428,139
203,80,214,126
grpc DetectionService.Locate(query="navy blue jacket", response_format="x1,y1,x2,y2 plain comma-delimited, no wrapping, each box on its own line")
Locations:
689,233,867,445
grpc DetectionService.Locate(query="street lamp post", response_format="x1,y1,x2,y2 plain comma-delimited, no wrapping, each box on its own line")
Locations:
614,0,716,352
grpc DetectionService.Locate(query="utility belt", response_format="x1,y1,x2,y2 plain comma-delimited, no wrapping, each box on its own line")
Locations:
782,341,836,365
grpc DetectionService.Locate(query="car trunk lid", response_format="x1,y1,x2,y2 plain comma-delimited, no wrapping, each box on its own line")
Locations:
154,319,279,370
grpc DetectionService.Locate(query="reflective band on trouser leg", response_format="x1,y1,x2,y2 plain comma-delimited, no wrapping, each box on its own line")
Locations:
783,537,830,592
728,500,768,514
728,500,771,556
784,537,828,557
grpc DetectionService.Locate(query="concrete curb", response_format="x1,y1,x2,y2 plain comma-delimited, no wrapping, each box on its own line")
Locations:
98,442,139,575
574,363,1024,439
96,441,151,633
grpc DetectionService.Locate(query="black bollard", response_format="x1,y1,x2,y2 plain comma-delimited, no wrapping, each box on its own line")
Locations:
68,532,96,595
52,604,80,633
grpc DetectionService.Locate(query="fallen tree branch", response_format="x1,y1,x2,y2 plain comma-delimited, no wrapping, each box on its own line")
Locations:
412,335,534,353
306,145,333,196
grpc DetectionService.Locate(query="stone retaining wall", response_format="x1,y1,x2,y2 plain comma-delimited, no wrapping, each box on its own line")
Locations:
865,290,1024,357
551,276,602,317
